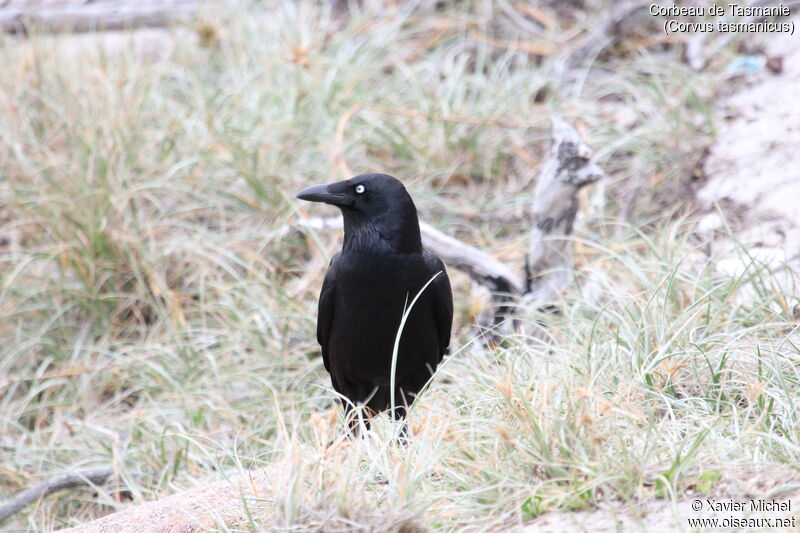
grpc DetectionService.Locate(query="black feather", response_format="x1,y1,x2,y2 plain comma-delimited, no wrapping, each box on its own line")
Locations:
298,173,453,433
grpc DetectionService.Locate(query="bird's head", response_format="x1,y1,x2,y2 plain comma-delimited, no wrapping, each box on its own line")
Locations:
296,173,422,254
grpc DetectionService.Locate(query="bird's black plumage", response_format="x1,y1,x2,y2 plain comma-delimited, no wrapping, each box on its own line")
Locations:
297,173,453,432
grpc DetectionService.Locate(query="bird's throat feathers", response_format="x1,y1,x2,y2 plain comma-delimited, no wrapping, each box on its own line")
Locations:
341,208,423,254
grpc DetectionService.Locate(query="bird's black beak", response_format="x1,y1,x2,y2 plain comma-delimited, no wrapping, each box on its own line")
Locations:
295,182,351,207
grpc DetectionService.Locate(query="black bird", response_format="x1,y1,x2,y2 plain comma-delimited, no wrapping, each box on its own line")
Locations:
297,173,453,433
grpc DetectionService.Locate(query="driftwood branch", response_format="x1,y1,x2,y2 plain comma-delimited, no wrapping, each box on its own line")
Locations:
0,0,197,35
297,217,524,296
57,469,272,533
420,221,524,295
523,115,604,307
0,467,114,524
299,116,604,325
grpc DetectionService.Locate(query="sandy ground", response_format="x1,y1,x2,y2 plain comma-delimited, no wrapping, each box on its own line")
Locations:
697,27,800,279
698,30,800,229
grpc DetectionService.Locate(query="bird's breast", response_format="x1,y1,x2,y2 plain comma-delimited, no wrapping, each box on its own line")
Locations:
327,252,440,380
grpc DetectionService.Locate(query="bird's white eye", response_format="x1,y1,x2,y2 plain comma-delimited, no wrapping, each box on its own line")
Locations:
355,184,365,194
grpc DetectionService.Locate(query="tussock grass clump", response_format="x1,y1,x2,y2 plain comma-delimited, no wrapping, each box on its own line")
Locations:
0,1,796,531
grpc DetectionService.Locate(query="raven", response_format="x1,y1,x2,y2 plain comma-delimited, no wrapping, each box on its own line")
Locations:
297,173,453,433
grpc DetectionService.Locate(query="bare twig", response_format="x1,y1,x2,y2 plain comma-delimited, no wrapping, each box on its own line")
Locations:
0,467,114,524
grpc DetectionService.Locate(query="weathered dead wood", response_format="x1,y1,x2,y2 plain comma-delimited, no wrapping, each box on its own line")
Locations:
0,467,114,524
297,217,524,296
300,115,604,325
523,115,603,308
0,0,197,35
56,469,271,533
55,464,424,533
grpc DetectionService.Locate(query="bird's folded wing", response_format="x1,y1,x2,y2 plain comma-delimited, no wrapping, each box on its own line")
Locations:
425,252,454,363
317,253,340,373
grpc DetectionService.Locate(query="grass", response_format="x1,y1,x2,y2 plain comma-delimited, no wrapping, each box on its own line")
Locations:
0,1,798,531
